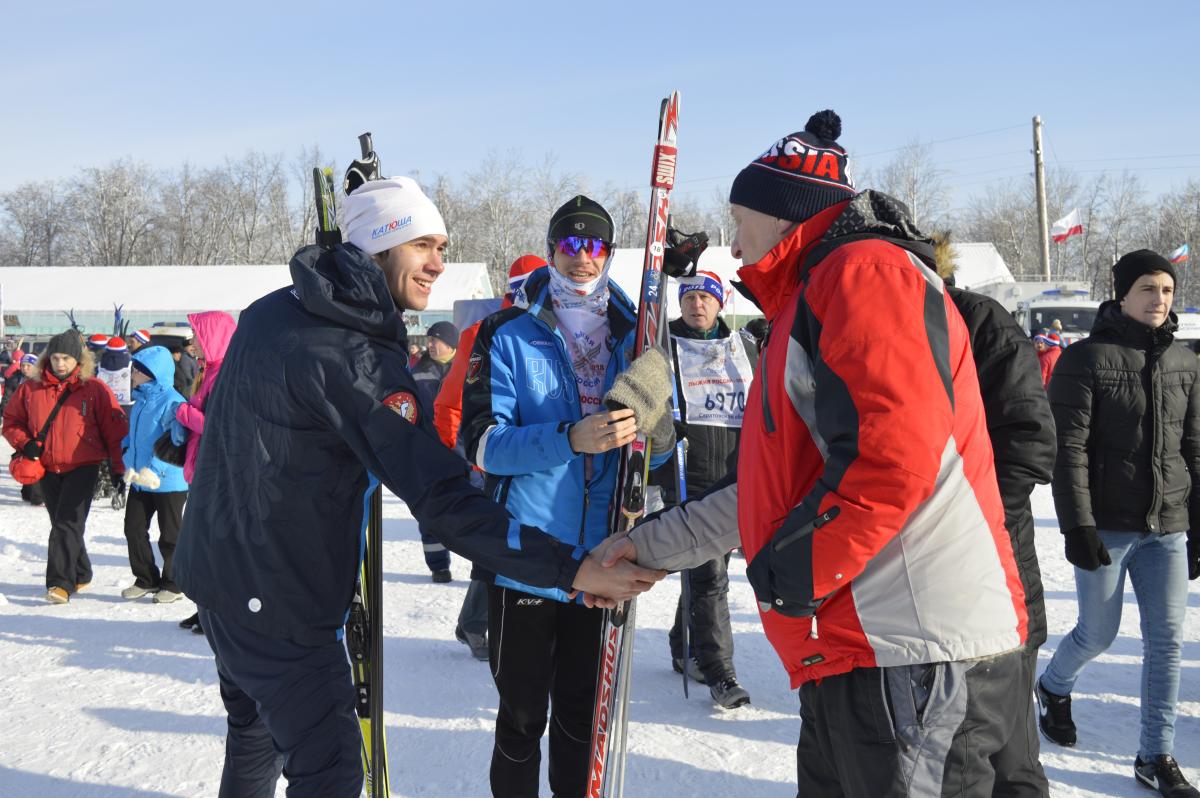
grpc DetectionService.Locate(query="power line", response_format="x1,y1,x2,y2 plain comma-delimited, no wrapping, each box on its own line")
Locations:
636,122,1030,192
852,123,1027,160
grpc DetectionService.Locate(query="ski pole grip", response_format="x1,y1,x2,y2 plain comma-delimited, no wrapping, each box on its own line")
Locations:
358,132,373,158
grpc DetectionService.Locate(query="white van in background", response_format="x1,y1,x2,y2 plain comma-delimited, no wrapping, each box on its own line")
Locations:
1014,289,1102,347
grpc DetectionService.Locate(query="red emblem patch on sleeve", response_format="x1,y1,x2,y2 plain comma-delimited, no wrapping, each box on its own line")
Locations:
465,352,484,384
383,390,420,423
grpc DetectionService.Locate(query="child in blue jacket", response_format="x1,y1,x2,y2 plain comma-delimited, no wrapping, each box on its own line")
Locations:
119,346,189,603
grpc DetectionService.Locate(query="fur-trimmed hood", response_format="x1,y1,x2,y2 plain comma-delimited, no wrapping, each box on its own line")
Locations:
34,348,96,383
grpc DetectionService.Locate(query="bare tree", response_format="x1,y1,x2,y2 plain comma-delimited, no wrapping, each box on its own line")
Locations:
70,160,160,266
223,151,288,263
0,181,68,265
876,140,949,232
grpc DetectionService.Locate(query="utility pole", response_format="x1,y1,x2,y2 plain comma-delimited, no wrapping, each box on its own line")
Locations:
1033,115,1051,281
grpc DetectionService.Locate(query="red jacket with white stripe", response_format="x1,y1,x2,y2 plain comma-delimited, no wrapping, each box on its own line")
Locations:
737,194,1027,688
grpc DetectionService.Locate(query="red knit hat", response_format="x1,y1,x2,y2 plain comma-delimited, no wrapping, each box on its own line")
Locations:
106,337,127,352
508,254,546,283
505,254,547,305
132,329,151,345
88,333,110,350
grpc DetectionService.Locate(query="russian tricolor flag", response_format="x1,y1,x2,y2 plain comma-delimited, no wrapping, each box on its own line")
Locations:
1169,243,1189,264
1051,209,1084,243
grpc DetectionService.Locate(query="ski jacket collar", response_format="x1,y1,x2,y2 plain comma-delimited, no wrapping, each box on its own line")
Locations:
735,201,849,319
736,191,935,320
1090,299,1177,349
289,243,408,344
130,346,177,398
42,366,81,389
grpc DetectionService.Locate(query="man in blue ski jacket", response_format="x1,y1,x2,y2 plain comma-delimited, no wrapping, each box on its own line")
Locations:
174,179,665,798
462,195,676,797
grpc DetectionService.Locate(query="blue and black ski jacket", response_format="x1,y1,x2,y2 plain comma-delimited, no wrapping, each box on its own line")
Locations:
462,267,671,601
174,244,583,645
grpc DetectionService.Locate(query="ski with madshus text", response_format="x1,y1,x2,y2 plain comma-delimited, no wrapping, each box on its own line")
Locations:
586,90,681,798
314,133,392,798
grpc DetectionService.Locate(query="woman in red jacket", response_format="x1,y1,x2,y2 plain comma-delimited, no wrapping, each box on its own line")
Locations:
2,331,128,604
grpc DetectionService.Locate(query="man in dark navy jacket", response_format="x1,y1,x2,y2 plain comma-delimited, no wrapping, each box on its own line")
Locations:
174,177,663,798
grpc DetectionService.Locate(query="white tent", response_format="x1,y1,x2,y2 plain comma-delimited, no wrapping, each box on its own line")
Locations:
949,243,1014,290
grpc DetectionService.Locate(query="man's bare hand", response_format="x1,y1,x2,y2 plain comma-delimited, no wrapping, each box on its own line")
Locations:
570,550,664,609
590,535,638,568
569,408,638,454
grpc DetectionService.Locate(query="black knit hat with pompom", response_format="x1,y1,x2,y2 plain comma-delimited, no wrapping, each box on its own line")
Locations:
729,110,857,223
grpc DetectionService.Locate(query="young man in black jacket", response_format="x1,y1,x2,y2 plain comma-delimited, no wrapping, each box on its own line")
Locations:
1038,249,1200,798
173,177,664,798
651,270,756,709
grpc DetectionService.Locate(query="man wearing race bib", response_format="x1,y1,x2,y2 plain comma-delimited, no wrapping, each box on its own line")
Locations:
652,269,757,709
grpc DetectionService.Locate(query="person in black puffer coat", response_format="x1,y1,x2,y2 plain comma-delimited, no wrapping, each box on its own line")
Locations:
649,271,758,710
1038,249,1200,798
936,232,1056,798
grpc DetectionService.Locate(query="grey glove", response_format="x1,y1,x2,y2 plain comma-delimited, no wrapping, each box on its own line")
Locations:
604,347,676,455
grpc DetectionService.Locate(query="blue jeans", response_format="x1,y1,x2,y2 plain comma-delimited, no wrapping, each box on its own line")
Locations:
1041,530,1188,758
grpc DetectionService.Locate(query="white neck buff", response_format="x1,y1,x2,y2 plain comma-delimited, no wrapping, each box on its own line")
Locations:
548,265,612,424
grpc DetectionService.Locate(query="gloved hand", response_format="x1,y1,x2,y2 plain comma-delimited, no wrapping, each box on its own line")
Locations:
663,225,709,278
21,440,43,459
1187,530,1199,581
604,348,675,455
111,474,127,511
1063,525,1111,571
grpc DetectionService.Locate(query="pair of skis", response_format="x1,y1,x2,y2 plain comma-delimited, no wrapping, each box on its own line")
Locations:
586,90,682,798
313,136,391,798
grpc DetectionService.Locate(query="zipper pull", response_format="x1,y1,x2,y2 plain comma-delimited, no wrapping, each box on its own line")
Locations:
814,506,841,528
810,616,820,639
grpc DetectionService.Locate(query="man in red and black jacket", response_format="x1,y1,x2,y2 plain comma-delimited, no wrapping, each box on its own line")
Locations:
606,111,1034,797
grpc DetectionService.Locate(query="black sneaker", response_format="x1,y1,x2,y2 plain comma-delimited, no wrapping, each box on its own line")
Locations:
1035,678,1077,747
1135,755,1200,797
710,678,751,710
431,569,452,584
671,656,705,684
178,612,200,630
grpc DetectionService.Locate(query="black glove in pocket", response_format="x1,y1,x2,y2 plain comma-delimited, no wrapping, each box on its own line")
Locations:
747,505,840,618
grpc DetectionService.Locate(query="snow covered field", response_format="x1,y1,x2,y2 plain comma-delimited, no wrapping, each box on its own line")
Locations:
0,443,1196,797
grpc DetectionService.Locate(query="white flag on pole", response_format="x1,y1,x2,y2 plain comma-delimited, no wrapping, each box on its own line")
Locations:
1051,209,1084,243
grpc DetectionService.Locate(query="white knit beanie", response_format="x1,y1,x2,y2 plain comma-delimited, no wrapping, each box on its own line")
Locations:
342,177,447,255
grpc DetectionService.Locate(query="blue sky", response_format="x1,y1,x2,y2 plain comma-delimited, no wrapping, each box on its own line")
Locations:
3,0,1197,213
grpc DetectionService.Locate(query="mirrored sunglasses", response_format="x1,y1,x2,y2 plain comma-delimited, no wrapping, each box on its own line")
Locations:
555,236,610,258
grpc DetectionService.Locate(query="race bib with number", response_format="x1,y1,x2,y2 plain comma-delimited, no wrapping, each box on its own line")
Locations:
674,334,755,428
98,366,132,406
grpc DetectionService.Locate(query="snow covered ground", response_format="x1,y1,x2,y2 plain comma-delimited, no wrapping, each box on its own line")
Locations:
0,442,1197,797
